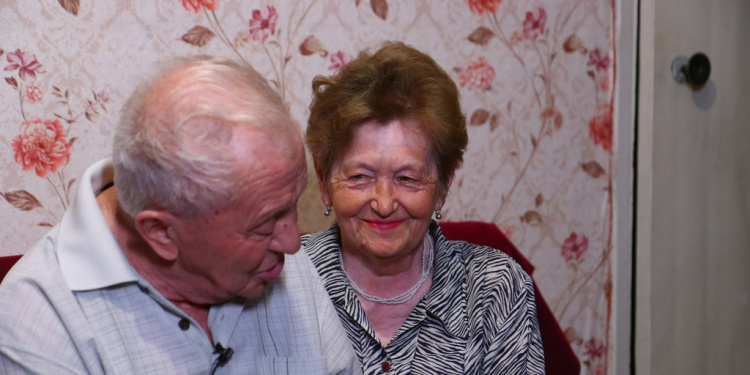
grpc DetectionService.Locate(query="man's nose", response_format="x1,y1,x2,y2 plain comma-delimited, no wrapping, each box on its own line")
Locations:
268,212,300,254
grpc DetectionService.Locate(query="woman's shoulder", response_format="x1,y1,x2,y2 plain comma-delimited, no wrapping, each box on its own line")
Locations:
301,226,337,251
300,231,313,246
300,227,342,272
443,238,533,286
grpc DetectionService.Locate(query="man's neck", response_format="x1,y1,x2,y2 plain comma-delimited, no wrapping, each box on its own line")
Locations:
96,187,213,340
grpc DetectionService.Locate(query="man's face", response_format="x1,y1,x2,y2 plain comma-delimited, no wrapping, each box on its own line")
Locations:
170,128,307,303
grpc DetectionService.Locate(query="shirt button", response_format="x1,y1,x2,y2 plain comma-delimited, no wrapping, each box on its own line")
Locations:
178,318,190,331
381,361,391,372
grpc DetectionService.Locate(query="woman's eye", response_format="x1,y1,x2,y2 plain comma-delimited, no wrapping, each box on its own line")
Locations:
398,176,414,182
350,174,366,180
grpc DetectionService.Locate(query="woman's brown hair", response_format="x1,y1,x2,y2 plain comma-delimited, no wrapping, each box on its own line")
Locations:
306,41,468,193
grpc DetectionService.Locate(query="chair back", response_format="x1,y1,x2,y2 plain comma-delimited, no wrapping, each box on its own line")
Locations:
439,221,581,375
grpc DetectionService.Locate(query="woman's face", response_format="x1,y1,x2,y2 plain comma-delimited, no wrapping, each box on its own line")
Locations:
319,119,448,261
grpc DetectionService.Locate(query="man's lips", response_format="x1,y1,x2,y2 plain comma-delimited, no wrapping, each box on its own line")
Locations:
363,219,406,230
259,254,285,281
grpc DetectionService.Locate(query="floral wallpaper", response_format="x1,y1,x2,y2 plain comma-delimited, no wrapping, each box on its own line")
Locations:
0,0,615,373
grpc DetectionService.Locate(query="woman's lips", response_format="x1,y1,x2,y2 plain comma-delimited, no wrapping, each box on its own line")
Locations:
363,219,405,230
259,255,285,281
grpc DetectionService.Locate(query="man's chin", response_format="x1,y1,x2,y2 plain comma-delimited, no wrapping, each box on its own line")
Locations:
237,282,270,300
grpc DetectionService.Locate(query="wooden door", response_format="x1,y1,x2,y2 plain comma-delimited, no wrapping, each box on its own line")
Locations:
636,0,750,373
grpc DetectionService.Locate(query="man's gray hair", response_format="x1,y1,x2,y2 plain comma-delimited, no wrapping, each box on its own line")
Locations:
113,56,297,218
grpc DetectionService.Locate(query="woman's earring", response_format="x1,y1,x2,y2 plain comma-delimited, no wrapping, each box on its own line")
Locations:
324,202,332,216
434,210,442,220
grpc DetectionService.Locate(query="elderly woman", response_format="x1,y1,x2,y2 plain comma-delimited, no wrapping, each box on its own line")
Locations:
303,42,544,374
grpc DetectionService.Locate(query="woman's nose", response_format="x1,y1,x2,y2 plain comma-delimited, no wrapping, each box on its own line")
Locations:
370,180,398,217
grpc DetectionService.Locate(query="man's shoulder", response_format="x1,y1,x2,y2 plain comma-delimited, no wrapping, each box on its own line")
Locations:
282,249,316,276
254,248,336,325
0,230,74,318
1,227,66,295
0,229,86,364
275,249,325,298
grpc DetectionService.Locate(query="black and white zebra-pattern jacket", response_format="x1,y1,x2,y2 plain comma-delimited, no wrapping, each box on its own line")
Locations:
302,221,545,375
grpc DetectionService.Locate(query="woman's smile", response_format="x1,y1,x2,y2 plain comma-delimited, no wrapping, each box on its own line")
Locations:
362,219,406,230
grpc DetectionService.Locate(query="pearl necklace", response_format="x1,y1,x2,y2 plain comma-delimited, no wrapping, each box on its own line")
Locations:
340,234,434,305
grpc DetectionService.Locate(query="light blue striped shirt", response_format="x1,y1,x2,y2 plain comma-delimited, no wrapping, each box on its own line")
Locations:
0,159,361,375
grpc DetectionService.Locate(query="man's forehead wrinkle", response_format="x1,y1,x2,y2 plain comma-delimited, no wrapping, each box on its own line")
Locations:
233,140,306,198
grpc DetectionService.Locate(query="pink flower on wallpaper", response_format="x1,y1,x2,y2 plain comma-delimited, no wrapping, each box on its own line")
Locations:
588,48,611,72
466,0,502,15
329,51,352,70
12,119,72,178
25,82,43,103
589,104,613,151
248,5,278,42
584,338,607,359
523,7,547,41
180,0,218,13
457,57,495,91
4,49,46,81
562,232,588,262
97,90,110,104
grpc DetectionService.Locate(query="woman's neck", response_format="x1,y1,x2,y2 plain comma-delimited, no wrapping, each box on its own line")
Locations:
340,243,425,297
339,234,435,346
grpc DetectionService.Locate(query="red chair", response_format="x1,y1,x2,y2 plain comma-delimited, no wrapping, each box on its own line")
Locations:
0,254,22,283
439,221,580,375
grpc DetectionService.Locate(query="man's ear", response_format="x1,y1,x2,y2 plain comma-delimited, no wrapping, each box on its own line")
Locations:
134,210,179,262
314,160,331,206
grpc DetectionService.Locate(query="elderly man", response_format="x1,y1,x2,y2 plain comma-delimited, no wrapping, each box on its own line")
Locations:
0,57,359,374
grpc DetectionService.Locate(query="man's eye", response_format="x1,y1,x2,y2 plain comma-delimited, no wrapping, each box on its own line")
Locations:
247,221,275,238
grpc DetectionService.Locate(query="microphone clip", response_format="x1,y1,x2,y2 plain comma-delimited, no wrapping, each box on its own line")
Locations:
211,343,234,374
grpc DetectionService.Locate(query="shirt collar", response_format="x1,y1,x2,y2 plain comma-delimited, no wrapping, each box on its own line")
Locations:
57,158,142,291
424,222,470,339
304,224,359,308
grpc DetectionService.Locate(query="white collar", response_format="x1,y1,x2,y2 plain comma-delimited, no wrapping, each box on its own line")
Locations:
57,158,141,291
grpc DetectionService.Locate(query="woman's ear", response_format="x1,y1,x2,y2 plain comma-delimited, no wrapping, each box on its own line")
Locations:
437,171,456,209
134,210,179,262
314,160,331,206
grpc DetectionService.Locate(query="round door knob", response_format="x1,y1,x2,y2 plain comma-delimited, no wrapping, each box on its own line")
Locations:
685,53,711,87
671,52,712,89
